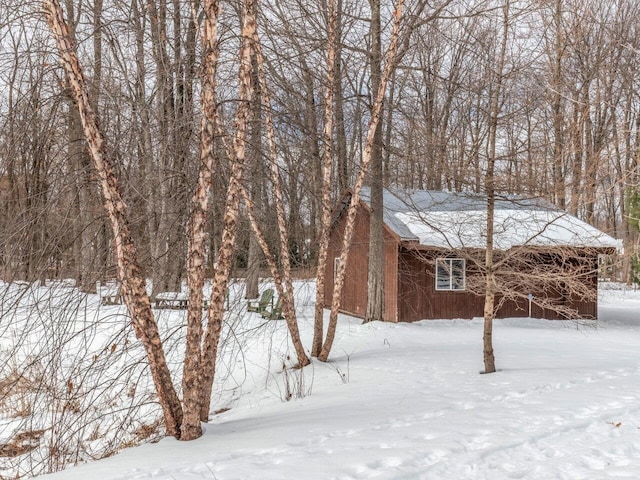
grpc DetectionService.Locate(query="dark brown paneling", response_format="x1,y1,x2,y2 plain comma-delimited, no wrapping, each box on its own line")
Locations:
398,249,485,321
397,248,599,321
324,201,400,321
384,241,398,322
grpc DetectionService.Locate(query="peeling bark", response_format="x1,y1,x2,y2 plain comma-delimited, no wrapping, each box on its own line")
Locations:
312,0,338,357
251,28,309,368
198,0,256,422
181,0,221,441
43,0,183,437
319,0,405,362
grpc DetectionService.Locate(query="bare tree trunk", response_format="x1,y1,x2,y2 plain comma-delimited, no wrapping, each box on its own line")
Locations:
65,0,100,291
198,0,257,421
569,90,583,216
130,0,158,279
319,0,404,362
68,89,88,283
312,0,338,357
147,0,183,295
301,62,322,264
365,0,385,324
550,0,566,209
91,0,108,285
383,68,396,184
245,232,261,298
180,0,220,441
334,0,349,194
44,0,183,436
483,0,510,375
166,1,197,292
245,47,264,301
251,24,310,367
241,188,309,366
583,94,595,223
483,206,496,373
147,0,170,295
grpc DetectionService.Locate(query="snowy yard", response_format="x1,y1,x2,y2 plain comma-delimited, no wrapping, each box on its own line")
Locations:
8,282,640,479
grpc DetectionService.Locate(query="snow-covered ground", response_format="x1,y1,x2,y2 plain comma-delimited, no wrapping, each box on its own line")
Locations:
25,282,640,479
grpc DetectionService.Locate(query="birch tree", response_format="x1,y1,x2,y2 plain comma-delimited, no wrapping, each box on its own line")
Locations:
44,0,258,439
197,0,257,421
216,16,312,368
181,0,221,441
311,0,338,357
43,0,184,436
319,0,405,362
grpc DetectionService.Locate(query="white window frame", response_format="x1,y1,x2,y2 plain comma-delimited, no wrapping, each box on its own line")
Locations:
435,258,466,291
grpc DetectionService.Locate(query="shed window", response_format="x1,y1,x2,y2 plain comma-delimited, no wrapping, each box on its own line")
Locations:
435,258,465,291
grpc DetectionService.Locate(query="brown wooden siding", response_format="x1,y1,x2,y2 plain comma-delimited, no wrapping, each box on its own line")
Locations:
397,247,599,321
384,241,399,322
324,201,400,321
398,249,484,321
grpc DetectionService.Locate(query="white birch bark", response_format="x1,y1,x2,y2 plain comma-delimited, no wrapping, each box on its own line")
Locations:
198,0,256,421
312,0,338,357
43,0,183,437
319,0,405,362
181,0,221,440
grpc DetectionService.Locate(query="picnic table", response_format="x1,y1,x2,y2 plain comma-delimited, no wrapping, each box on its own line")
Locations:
154,291,189,309
151,289,230,310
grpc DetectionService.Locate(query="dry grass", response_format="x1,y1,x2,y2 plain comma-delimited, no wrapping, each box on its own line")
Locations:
120,419,163,449
0,370,35,419
0,430,46,458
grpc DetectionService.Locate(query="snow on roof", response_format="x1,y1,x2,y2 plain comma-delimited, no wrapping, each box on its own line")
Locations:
359,188,621,250
359,188,418,240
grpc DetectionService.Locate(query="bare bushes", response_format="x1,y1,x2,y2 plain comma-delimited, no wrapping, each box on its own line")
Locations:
0,281,163,477
0,279,317,477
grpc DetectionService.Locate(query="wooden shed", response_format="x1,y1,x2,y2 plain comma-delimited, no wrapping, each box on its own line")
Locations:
324,188,621,322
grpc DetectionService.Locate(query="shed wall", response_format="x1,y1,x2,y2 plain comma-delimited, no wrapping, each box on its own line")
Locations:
324,202,399,321
397,248,599,322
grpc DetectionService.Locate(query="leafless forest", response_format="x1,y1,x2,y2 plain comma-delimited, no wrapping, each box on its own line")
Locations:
0,0,640,476
1,0,638,288
0,0,639,475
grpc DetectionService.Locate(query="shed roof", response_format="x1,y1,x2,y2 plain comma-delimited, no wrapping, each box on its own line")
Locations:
358,188,621,250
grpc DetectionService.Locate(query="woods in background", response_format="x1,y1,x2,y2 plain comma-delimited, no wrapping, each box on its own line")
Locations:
1,0,638,287
0,2,637,474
